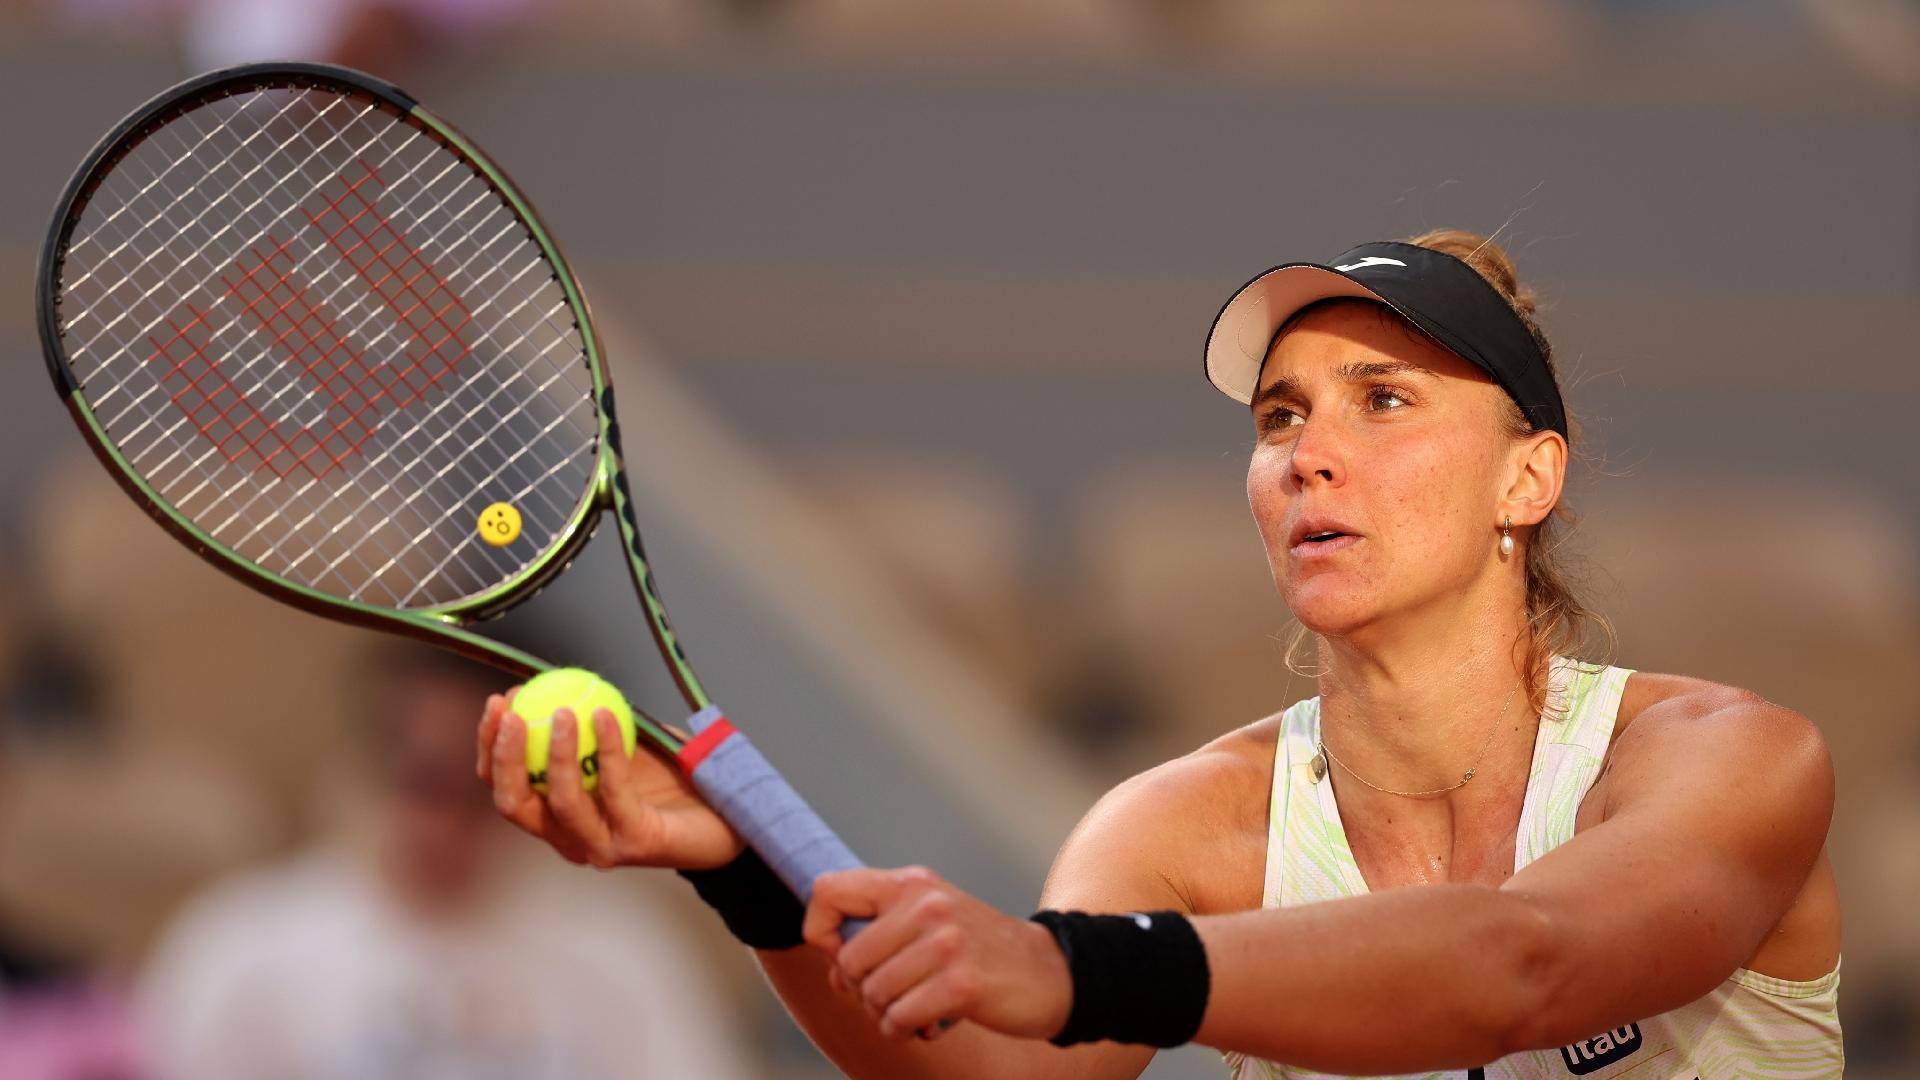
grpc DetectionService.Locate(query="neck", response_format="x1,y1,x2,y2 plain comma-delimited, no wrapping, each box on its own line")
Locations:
1313,587,1534,794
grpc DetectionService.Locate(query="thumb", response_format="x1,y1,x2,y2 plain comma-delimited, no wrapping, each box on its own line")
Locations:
802,868,892,954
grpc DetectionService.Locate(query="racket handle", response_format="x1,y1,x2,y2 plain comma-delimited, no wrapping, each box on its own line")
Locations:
680,706,872,940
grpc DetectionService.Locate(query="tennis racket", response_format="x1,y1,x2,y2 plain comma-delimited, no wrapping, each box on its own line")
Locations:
36,61,866,924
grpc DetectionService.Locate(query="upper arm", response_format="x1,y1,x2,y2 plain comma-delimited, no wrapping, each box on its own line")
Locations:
1503,689,1834,1045
955,727,1269,1080
1040,724,1273,916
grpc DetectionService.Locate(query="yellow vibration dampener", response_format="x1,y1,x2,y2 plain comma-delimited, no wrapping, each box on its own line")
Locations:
477,501,522,546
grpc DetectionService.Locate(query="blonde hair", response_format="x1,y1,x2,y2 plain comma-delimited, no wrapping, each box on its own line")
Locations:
1283,228,1614,716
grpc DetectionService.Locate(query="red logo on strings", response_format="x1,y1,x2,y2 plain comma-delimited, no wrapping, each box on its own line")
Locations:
146,160,476,480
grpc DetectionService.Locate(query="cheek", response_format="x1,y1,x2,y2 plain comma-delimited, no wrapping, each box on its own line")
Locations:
1246,446,1292,545
1373,432,1493,556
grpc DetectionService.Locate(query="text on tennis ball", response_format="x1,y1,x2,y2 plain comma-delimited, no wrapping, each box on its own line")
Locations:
515,668,638,795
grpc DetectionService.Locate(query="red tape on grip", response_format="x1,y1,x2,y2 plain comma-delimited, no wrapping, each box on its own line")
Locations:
676,715,737,774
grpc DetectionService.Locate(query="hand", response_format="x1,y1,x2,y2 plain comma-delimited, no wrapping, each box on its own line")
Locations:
803,866,1072,1042
476,689,744,870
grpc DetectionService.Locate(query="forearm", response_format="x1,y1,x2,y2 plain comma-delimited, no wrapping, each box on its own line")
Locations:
755,946,1146,1080
1194,884,1555,1072
757,946,982,1078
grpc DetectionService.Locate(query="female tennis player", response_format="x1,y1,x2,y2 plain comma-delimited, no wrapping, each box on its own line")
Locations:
478,229,1843,1078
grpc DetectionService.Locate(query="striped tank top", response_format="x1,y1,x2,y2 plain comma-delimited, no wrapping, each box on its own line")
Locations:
1223,657,1843,1080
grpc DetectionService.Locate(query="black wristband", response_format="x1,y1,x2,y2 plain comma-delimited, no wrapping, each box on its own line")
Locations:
1029,909,1211,1048
677,850,806,950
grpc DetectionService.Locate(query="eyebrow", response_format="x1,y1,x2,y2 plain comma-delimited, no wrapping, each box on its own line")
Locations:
1250,359,1437,410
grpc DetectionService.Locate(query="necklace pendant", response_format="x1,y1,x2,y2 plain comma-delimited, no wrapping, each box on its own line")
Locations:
1310,749,1328,783
1461,767,1476,782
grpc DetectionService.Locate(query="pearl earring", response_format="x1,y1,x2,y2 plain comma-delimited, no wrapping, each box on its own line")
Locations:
1500,515,1514,557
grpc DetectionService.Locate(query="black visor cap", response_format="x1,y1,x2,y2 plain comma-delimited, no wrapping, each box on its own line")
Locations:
1203,241,1568,440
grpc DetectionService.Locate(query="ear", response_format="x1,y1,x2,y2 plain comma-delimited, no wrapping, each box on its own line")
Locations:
1499,430,1566,528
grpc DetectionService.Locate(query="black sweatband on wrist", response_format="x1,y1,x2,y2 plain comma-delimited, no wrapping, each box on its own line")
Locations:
677,850,806,950
1029,909,1211,1048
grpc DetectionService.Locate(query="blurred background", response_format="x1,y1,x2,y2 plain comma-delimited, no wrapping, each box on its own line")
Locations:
1,0,1916,1076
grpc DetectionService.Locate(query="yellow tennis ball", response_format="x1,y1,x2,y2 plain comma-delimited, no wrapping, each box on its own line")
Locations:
514,668,637,794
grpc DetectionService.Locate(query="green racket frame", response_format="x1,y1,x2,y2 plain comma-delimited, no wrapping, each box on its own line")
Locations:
41,61,875,927
37,62,697,754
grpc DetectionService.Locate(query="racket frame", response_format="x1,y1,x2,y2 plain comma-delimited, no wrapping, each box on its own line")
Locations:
42,61,873,919
36,62,699,752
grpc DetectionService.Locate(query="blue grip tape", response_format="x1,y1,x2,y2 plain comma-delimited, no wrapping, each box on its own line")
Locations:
684,706,871,939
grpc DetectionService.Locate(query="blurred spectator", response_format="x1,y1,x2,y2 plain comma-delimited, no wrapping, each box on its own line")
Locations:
48,0,550,74
0,560,142,1080
0,972,140,1080
137,643,758,1080
182,0,548,73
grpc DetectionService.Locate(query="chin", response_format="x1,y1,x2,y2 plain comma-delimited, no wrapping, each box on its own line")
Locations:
1281,576,1383,639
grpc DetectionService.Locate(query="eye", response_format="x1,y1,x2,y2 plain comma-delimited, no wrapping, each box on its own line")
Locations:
1257,405,1303,434
1367,387,1409,412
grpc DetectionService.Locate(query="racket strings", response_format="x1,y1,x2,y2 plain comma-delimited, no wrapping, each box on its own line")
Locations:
164,113,587,559
95,105,479,595
161,109,590,585
77,96,438,595
57,83,599,610
61,92,328,316
220,113,598,603
66,94,370,362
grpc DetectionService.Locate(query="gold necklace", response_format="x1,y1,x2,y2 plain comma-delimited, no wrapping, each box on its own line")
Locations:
1311,681,1520,798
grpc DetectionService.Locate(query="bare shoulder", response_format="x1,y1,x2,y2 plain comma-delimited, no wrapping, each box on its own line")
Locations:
1597,670,1841,979
1602,670,1833,822
1039,716,1280,917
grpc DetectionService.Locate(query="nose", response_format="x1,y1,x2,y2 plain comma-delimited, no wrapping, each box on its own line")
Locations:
1289,413,1345,490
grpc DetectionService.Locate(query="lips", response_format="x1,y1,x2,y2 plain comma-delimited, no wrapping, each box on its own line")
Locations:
1288,516,1362,550
1290,532,1361,559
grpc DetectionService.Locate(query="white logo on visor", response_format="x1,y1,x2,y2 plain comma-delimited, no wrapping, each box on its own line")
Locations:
1335,256,1407,272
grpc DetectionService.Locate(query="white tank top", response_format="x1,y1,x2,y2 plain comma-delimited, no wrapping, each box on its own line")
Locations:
1222,657,1843,1080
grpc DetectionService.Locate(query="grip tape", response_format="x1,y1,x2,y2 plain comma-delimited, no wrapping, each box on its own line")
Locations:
681,706,871,939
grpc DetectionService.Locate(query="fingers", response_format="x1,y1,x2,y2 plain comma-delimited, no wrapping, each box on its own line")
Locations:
882,970,977,1041
488,712,588,864
858,925,966,1036
807,866,956,1023
476,687,522,783
484,697,738,873
488,710,536,822
590,707,634,790
808,869,975,1040
542,708,619,867
836,868,948,980
476,693,505,782
587,708,661,859
804,867,922,959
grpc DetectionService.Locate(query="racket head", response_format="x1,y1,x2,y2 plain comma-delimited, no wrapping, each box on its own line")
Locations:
38,62,611,637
